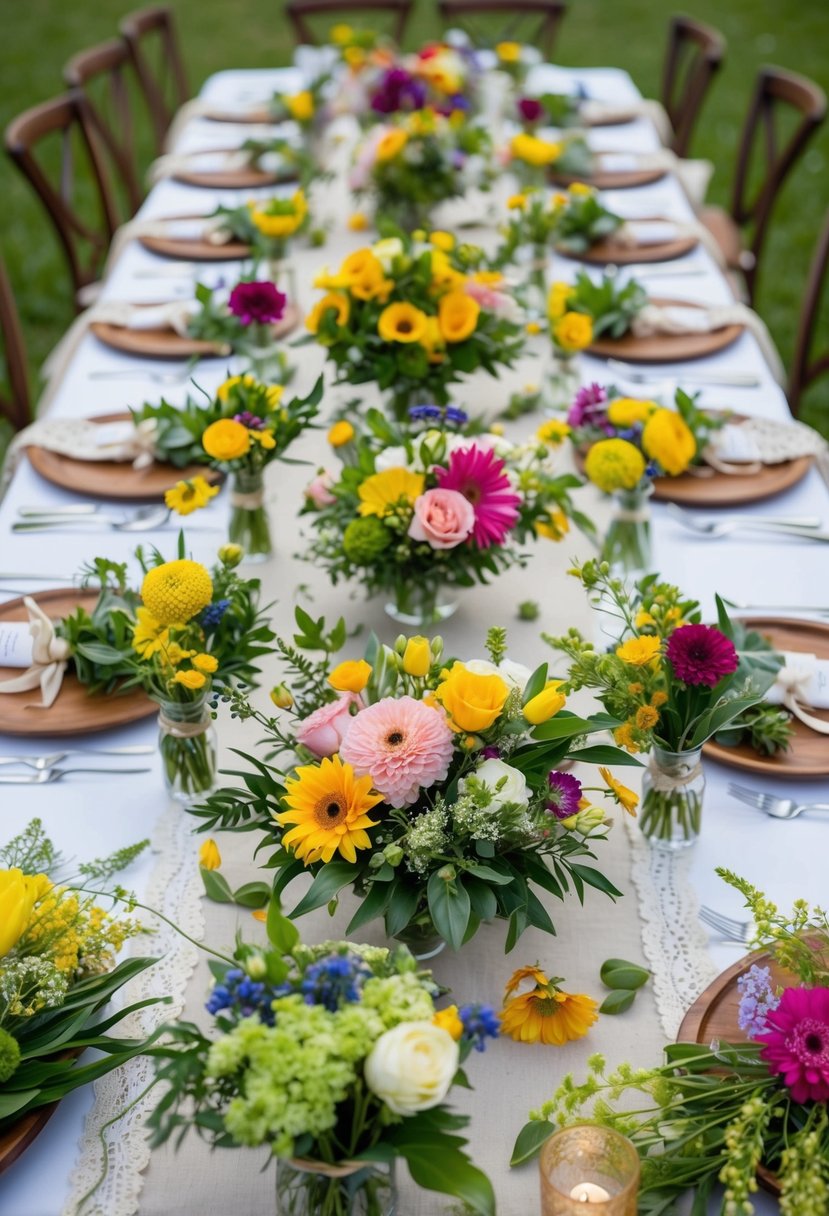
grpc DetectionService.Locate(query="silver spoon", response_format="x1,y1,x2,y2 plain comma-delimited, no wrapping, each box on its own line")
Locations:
12,506,172,533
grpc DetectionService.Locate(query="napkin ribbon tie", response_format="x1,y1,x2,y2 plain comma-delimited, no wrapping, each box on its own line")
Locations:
775,665,829,735
0,598,71,708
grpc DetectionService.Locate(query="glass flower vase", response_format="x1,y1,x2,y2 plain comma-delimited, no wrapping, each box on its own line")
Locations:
229,469,272,562
393,915,446,961
157,694,218,806
544,350,581,412
516,243,548,321
601,484,654,581
384,580,458,628
275,1158,396,1216
639,746,705,850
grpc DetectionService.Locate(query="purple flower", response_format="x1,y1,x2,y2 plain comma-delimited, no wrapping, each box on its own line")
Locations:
228,281,287,326
370,67,426,114
445,406,468,426
459,1003,500,1051
737,965,780,1038
518,97,544,123
665,624,738,687
567,382,609,428
233,411,267,430
546,770,582,819
408,403,443,421
481,745,501,760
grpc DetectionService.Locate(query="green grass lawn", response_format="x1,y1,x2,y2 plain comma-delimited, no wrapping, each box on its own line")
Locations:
1,0,828,435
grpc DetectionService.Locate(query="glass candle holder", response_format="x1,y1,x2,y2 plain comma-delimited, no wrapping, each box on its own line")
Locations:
540,1125,639,1215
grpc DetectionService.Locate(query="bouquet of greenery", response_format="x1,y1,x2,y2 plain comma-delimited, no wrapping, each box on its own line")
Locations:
0,820,162,1137
507,132,592,189
301,410,592,623
149,899,499,1215
546,561,786,846
304,231,524,420
550,183,624,254
511,874,829,1216
350,109,493,229
192,608,636,956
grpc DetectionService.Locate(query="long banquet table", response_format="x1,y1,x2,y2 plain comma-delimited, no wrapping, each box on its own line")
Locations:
1,55,827,1216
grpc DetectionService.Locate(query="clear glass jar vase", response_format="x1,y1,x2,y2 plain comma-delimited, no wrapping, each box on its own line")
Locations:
394,916,446,961
276,1158,396,1216
544,350,581,412
384,581,458,628
515,243,548,321
639,746,705,850
601,483,654,581
157,694,218,805
229,469,272,562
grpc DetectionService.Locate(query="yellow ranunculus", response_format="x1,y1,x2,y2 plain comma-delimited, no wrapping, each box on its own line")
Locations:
432,1004,464,1040
435,663,509,733
192,653,219,674
375,127,408,161
547,281,573,321
607,397,658,428
202,418,251,461
218,543,243,567
402,636,431,677
328,420,355,447
357,467,425,517
198,838,222,871
286,90,314,123
510,132,562,167
164,642,195,666
584,437,646,492
377,302,429,344
0,868,43,957
174,669,207,690
328,659,372,693
438,290,479,343
523,680,567,725
553,311,593,353
642,408,697,477
306,292,350,334
615,636,662,667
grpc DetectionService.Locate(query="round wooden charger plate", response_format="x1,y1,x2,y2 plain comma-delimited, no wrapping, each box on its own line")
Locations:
0,589,155,737
174,162,299,190
90,303,300,359
588,296,743,363
704,617,829,778
26,412,222,503
139,215,250,262
677,946,791,1196
549,165,666,190
559,217,697,265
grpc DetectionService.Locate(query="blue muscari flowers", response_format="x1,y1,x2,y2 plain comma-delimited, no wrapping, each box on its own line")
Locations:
408,404,469,427
459,1003,500,1051
301,953,372,1012
201,598,231,629
206,967,290,1025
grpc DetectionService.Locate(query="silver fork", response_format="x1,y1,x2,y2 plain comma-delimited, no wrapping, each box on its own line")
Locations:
728,782,829,820
0,746,155,771
87,370,191,384
699,906,754,943
666,503,829,541
606,358,761,387
0,766,152,785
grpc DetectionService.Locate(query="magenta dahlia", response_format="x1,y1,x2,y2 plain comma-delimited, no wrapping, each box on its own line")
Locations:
546,770,582,819
665,624,738,687
755,986,829,1103
228,281,287,326
435,445,522,549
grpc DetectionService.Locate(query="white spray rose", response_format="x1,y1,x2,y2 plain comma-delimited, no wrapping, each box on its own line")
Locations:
467,758,531,808
364,1021,459,1115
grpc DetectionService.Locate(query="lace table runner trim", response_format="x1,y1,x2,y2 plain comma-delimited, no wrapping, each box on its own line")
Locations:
62,803,204,1216
625,816,718,1039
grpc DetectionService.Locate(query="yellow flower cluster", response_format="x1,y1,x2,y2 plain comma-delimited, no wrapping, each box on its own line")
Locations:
509,132,563,168
141,560,214,627
584,438,646,492
165,475,219,517
250,189,308,239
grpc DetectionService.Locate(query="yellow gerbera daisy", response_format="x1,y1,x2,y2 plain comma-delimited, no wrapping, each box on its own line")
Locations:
598,766,639,816
131,606,170,658
536,419,571,446
306,292,350,334
164,475,219,516
500,965,598,1045
357,467,425,517
377,301,429,344
277,755,384,864
141,560,213,626
615,635,661,667
437,290,479,343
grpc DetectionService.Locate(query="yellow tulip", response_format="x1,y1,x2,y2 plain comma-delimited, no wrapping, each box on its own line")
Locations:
0,868,41,957
328,659,372,693
198,839,222,871
402,636,431,678
523,680,567,725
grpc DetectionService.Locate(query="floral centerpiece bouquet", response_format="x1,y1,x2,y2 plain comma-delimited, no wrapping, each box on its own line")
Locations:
564,383,724,575
550,183,624,254
193,609,636,957
132,373,323,559
514,92,586,130
363,41,483,122
209,189,315,272
506,132,592,190
0,819,160,1139
546,560,782,848
512,874,829,1216
304,231,524,420
187,276,297,381
349,109,494,230
149,898,499,1215
268,74,331,146
300,410,591,625
57,539,274,801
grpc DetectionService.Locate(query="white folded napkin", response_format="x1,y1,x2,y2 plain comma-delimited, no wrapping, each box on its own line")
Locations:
16,417,159,469
615,219,680,246
766,652,829,734
629,301,786,384
91,299,201,334
148,149,255,184
0,598,71,709
703,417,827,470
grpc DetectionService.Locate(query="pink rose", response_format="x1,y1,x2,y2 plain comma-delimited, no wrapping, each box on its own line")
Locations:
305,471,336,508
295,692,363,758
408,488,475,550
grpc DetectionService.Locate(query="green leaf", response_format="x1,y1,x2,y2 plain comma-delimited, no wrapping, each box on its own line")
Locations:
200,869,234,904
463,864,514,886
266,898,300,952
346,881,389,934
521,663,548,705
396,1145,495,1216
427,871,471,952
599,958,650,990
510,1119,555,1165
384,883,422,938
568,745,644,767
531,714,594,741
289,861,355,917
600,989,636,1014
232,881,271,908
569,864,623,899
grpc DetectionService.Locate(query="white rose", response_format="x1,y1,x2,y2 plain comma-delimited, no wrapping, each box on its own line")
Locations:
373,445,412,472
364,1022,459,1115
467,758,530,809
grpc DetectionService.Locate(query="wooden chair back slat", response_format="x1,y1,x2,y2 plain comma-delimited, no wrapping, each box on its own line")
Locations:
0,257,30,433
437,0,566,59
661,15,725,158
285,0,413,47
119,6,189,152
789,209,829,417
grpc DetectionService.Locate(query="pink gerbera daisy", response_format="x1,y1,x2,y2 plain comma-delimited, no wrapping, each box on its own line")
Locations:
339,695,454,808
755,986,829,1103
435,445,522,549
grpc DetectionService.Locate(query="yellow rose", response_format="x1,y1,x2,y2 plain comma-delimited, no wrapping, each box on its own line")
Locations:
328,420,355,447
375,128,408,161
198,839,222,871
174,669,207,690
402,636,431,678
286,90,314,123
328,659,372,693
523,680,567,725
642,408,697,476
437,290,479,343
192,653,219,674
553,311,593,353
435,663,509,733
306,292,350,334
202,418,251,461
378,302,429,344
615,636,662,666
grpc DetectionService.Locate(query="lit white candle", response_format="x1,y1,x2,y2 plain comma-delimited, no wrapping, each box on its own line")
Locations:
569,1182,611,1203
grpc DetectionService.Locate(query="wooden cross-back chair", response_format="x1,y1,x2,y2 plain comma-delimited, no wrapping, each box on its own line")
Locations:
661,15,725,158
789,209,829,418
702,66,826,304
0,256,30,434
436,0,566,59
4,92,120,309
63,38,144,219
119,6,189,153
284,0,413,46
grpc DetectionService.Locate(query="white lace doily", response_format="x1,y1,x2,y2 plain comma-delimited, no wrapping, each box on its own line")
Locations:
61,804,204,1216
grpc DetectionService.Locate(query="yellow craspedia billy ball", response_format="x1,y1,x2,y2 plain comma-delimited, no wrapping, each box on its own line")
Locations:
141,560,214,626
584,438,646,493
